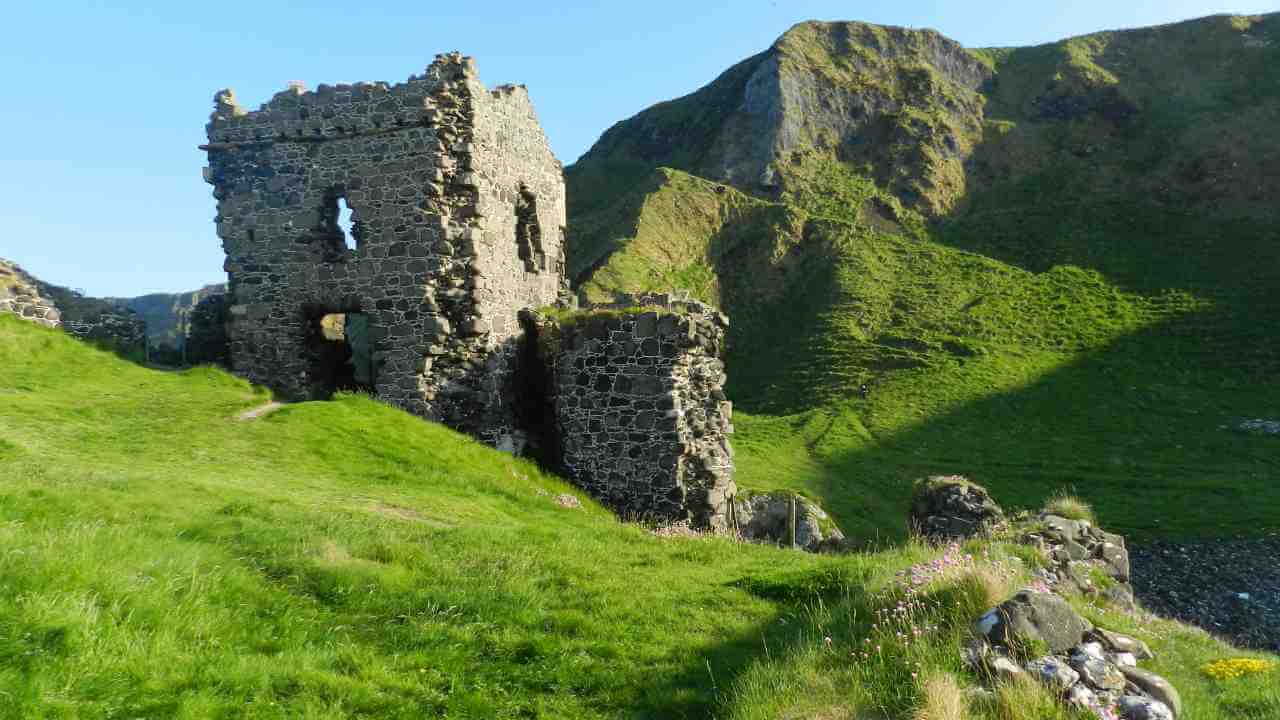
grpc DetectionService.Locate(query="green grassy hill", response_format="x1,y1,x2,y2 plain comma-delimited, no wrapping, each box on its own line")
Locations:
567,13,1280,544
2,313,1278,718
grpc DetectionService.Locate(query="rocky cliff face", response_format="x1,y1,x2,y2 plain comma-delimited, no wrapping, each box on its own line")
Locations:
572,13,1280,228
576,21,991,216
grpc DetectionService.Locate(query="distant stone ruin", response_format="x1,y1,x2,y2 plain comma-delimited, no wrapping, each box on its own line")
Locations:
0,259,147,356
202,56,736,529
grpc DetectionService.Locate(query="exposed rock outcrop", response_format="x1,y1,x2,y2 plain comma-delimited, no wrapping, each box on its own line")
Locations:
576,21,991,216
730,491,845,551
909,475,1006,540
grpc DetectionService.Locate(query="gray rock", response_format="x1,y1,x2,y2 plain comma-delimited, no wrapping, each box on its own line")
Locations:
1026,655,1080,690
984,590,1092,654
1120,666,1181,718
990,655,1025,681
1116,695,1174,720
731,492,844,552
909,475,1005,540
1065,683,1099,709
1090,628,1154,660
1068,647,1126,691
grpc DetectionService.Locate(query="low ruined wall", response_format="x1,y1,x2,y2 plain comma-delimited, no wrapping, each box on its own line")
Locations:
531,295,735,529
0,261,62,328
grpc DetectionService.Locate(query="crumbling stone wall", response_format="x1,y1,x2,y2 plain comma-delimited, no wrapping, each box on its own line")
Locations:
203,53,566,442
0,259,146,355
0,260,62,328
528,295,736,529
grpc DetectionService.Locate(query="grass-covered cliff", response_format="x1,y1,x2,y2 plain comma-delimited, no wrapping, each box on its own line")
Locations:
567,13,1280,543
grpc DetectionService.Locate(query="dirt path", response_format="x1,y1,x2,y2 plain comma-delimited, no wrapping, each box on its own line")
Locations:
236,401,285,421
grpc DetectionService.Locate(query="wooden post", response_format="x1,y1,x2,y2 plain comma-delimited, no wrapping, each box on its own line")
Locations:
789,495,797,549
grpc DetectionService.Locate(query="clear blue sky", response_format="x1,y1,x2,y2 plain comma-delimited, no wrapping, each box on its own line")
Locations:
0,1,1272,297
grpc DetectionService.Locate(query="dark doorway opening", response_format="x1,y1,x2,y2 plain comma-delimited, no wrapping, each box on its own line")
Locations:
512,312,561,469
306,310,375,399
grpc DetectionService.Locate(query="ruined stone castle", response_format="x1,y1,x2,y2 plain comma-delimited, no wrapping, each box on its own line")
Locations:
203,54,735,529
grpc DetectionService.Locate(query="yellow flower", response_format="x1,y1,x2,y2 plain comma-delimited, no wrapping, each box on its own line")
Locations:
1201,658,1275,681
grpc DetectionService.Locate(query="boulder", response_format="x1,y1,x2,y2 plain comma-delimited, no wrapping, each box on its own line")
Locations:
909,475,1005,540
1069,645,1126,692
1089,628,1154,660
731,492,844,552
1120,667,1181,718
1116,695,1175,720
1026,655,1080,690
980,590,1092,654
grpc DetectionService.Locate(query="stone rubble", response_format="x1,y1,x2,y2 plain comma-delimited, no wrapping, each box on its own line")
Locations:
1023,513,1136,609
970,588,1181,719
944,478,1183,720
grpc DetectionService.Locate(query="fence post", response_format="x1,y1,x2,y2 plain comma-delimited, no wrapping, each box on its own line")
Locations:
789,495,797,549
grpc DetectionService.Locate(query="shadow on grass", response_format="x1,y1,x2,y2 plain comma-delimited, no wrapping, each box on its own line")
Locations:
801,292,1280,547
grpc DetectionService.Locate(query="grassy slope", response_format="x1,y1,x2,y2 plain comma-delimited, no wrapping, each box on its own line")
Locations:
2,315,1277,719
567,14,1280,544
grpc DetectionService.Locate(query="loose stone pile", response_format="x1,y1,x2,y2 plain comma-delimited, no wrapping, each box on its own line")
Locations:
1233,418,1280,435
970,590,1180,719
912,477,1183,719
1023,514,1135,609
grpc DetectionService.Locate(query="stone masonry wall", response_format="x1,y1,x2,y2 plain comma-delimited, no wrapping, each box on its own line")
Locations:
0,260,62,328
531,295,736,529
204,53,565,443
1,259,147,356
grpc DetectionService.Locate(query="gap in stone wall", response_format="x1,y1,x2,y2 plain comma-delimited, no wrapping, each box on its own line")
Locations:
336,198,355,251
515,185,544,273
511,312,561,468
306,310,375,399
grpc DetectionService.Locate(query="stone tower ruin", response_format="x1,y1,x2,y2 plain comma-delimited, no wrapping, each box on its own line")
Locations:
202,55,737,530
203,53,567,444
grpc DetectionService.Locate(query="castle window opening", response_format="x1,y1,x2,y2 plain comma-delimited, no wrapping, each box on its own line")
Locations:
515,185,544,273
336,198,355,251
307,311,374,399
319,193,359,258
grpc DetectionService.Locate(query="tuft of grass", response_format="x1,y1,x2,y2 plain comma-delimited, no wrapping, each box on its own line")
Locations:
913,672,969,720
989,676,1077,720
1042,491,1097,524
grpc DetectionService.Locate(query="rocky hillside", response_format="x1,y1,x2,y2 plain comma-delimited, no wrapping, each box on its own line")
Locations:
572,13,1280,237
566,13,1280,543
